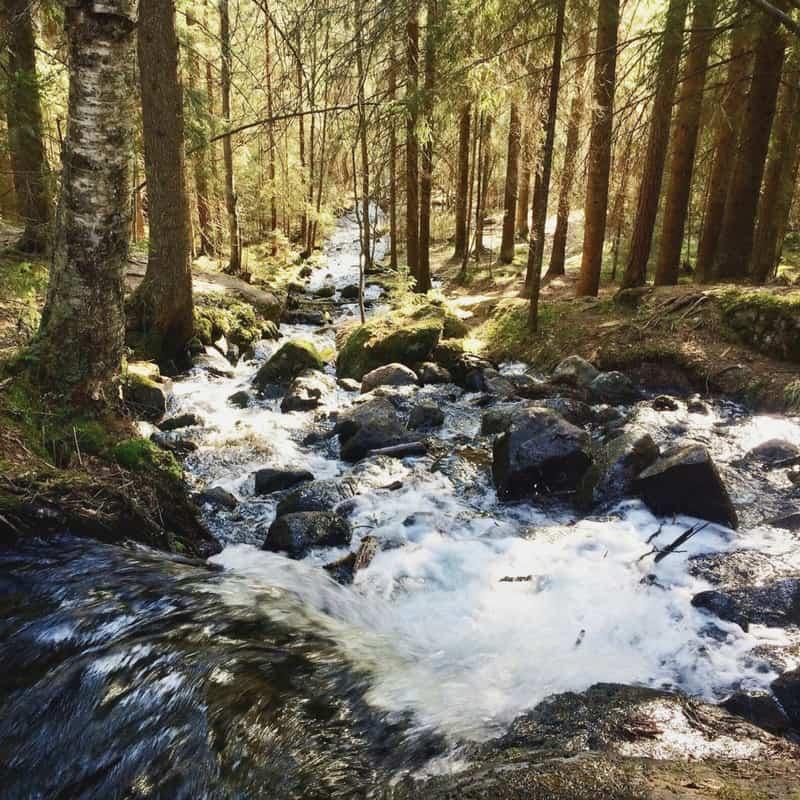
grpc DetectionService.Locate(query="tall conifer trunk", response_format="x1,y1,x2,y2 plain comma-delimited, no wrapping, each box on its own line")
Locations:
405,0,420,280
452,104,471,259
499,102,521,264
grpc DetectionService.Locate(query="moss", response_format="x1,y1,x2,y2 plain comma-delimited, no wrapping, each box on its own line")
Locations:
113,438,182,483
193,293,263,351
785,379,800,413
253,338,325,387
720,289,800,362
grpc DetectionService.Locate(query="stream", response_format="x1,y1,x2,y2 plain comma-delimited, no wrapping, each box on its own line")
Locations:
1,212,799,798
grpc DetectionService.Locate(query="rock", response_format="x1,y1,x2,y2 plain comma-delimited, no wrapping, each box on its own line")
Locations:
335,397,413,462
263,512,352,558
687,394,710,414
407,402,445,430
551,355,599,388
532,397,595,427
200,486,238,510
507,373,544,395
281,309,330,326
492,407,593,500
227,390,252,408
276,478,357,516
651,395,679,412
186,336,204,357
151,432,198,456
159,413,203,431
720,692,791,734
614,286,652,309
418,362,452,385
481,402,528,436
261,321,281,340
287,280,306,294
589,431,660,508
193,348,236,377
771,668,800,728
745,439,800,466
361,363,418,393
313,283,336,298
323,536,379,584
481,369,517,399
588,371,639,403
298,264,312,278
122,363,171,421
634,444,738,529
442,313,469,339
764,511,800,531
692,579,800,631
281,370,336,412
253,339,325,390
253,468,314,496
337,377,361,392
340,283,360,300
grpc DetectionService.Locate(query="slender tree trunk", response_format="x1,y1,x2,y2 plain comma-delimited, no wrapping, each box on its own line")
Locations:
621,0,689,289
389,45,399,270
128,0,194,364
206,59,223,255
37,0,136,402
516,110,532,240
527,0,565,330
499,102,521,263
459,106,478,280
0,75,18,220
296,29,307,247
453,103,471,258
2,0,50,252
132,156,145,241
546,28,590,279
654,0,717,285
575,0,620,297
355,0,371,277
417,0,436,292
220,0,241,274
695,3,751,282
264,5,277,250
713,4,787,280
751,48,800,283
405,0,420,279
475,114,492,256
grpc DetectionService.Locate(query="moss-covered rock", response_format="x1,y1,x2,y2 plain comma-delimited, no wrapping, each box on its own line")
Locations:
113,437,183,483
722,290,800,362
253,339,325,390
121,362,171,421
193,293,265,352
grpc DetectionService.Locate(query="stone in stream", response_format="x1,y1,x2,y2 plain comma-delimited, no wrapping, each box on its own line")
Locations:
691,579,800,632
227,389,252,408
253,468,314,496
407,401,445,431
686,394,710,414
771,668,800,729
199,486,238,510
361,363,418,393
337,377,361,392
334,397,415,462
323,535,379,584
550,355,599,388
588,371,639,403
586,431,660,509
263,511,352,558
313,284,336,299
159,412,203,431
651,395,680,412
280,370,336,412
340,283,360,300
253,339,325,390
492,407,593,501
744,438,800,466
281,308,330,326
481,369,517,399
276,478,358,516
122,363,171,421
418,362,452,385
720,691,792,734
633,444,738,529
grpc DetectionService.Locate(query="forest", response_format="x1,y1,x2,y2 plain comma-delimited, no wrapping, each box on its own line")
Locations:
1,0,800,797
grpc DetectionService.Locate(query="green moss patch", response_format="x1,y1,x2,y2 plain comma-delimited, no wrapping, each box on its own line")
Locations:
721,290,800,362
113,438,182,483
253,339,326,388
193,293,265,351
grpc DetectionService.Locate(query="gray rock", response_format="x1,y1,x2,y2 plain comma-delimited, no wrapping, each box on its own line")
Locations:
492,407,593,500
651,395,679,412
687,394,710,414
228,390,252,408
337,377,361,392
551,355,599,388
589,371,639,403
313,283,336,298
263,511,352,558
481,369,517,399
720,691,791,734
159,413,203,431
340,283,360,300
335,397,413,462
532,397,595,427
771,668,800,729
588,431,660,508
407,402,445,430
745,439,800,466
122,376,171,421
281,370,336,412
323,535,379,584
253,468,314,496
481,402,529,436
200,486,238,510
692,579,800,631
361,363,418,392
634,444,738,529
418,362,452,385
276,478,358,515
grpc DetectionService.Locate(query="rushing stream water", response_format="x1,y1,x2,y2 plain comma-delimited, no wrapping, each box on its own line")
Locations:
2,212,800,797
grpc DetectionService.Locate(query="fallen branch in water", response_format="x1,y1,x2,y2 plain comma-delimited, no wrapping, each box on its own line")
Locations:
368,442,427,458
638,521,709,564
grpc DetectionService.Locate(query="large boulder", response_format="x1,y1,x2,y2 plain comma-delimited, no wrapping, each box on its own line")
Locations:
122,362,171,421
253,468,314,496
159,412,203,431
361,363,418,393
253,339,325,390
199,486,238,510
276,478,358,516
634,444,738,528
551,355,599,388
771,668,800,729
720,691,791,734
263,511,352,558
335,397,413,462
587,431,660,508
418,362,452,385
492,407,593,500
692,578,800,631
588,371,639,403
407,401,445,431
744,439,800,466
280,370,336,412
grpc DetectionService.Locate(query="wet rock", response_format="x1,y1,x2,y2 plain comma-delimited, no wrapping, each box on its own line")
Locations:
507,372,544,395
193,349,236,377
407,402,445,430
482,369,517,399
151,432,198,456
276,478,358,515
745,439,800,466
634,444,738,529
340,283,360,300
253,339,325,390
337,377,361,392
551,355,599,388
481,402,528,436
323,535,379,584
432,344,495,388
720,691,791,734
361,363,418,392
263,511,352,558
227,389,252,408
159,413,203,431
418,362,452,385
122,363,171,421
253,468,314,496
261,320,281,340
651,395,679,412
287,280,306,294
771,668,800,728
186,336,205,357
200,486,238,510
589,431,660,508
281,309,330,326
687,394,710,414
588,371,639,403
492,407,593,501
764,511,800,531
281,370,336,412
532,397,595,427
335,397,413,461
313,283,336,299
688,550,787,587
691,579,800,631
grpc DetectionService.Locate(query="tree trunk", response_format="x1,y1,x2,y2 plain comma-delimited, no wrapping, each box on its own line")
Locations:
654,0,717,285
516,110,532,240
713,5,787,280
355,0,371,275
527,0,566,330
751,48,800,283
546,28,590,279
575,0,620,297
220,0,241,274
265,5,277,249
621,0,689,289
452,103,471,258
389,45,399,270
475,114,492,256
499,102,521,263
694,3,751,282
405,0,420,279
296,28,307,248
2,0,51,252
459,106,479,280
417,0,435,293
206,59,223,255
128,0,194,364
37,0,136,403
